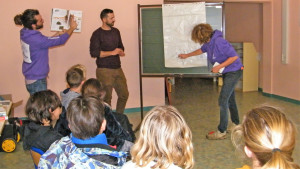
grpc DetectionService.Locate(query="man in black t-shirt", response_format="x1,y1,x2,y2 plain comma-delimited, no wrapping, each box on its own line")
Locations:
89,8,129,114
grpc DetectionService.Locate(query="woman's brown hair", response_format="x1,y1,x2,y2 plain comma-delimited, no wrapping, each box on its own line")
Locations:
191,23,213,44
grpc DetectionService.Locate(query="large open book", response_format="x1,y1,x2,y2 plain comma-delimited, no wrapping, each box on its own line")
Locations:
51,8,82,32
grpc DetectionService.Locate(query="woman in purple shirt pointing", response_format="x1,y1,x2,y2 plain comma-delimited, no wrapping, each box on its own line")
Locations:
179,23,243,140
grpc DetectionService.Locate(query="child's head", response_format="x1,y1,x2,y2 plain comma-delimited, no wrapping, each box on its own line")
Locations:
131,105,194,169
69,64,87,80
81,78,105,99
66,67,85,89
25,90,62,124
67,96,106,139
232,106,299,169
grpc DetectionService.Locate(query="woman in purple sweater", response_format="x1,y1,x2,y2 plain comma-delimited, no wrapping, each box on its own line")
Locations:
179,23,243,140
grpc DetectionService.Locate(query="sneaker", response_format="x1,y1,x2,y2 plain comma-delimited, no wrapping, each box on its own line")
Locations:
227,123,238,133
206,130,226,140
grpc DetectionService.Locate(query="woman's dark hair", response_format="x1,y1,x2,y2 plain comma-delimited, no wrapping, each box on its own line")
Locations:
81,78,105,99
67,96,105,139
25,90,61,124
14,9,39,29
100,8,113,20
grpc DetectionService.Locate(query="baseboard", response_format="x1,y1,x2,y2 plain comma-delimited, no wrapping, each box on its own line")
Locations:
114,106,155,114
17,106,155,119
261,91,300,105
18,117,29,120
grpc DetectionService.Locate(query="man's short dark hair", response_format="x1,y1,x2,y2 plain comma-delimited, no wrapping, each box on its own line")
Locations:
67,96,105,139
66,68,84,88
100,8,113,20
25,90,62,124
14,9,39,29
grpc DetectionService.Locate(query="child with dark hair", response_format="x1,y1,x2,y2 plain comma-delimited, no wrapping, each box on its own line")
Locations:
81,78,135,152
38,96,127,168
81,78,105,99
23,90,63,152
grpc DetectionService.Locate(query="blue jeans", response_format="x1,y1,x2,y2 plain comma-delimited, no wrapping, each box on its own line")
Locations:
26,78,47,95
218,70,242,133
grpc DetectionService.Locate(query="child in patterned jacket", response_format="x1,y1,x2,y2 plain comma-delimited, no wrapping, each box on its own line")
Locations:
38,96,127,169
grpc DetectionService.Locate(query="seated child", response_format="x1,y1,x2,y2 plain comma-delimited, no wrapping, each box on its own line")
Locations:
122,105,194,169
23,90,63,152
61,64,86,109
231,106,299,169
38,96,127,168
81,78,135,152
55,64,86,136
71,64,87,80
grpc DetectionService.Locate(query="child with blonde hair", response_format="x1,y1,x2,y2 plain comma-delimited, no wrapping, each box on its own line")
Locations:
232,106,299,169
122,105,194,169
70,64,87,80
55,64,87,136
61,64,86,109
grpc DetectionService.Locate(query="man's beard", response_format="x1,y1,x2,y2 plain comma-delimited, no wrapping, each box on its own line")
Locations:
106,22,114,27
36,24,43,30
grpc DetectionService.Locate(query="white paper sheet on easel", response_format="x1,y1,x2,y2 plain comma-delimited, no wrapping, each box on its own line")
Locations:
163,2,207,68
